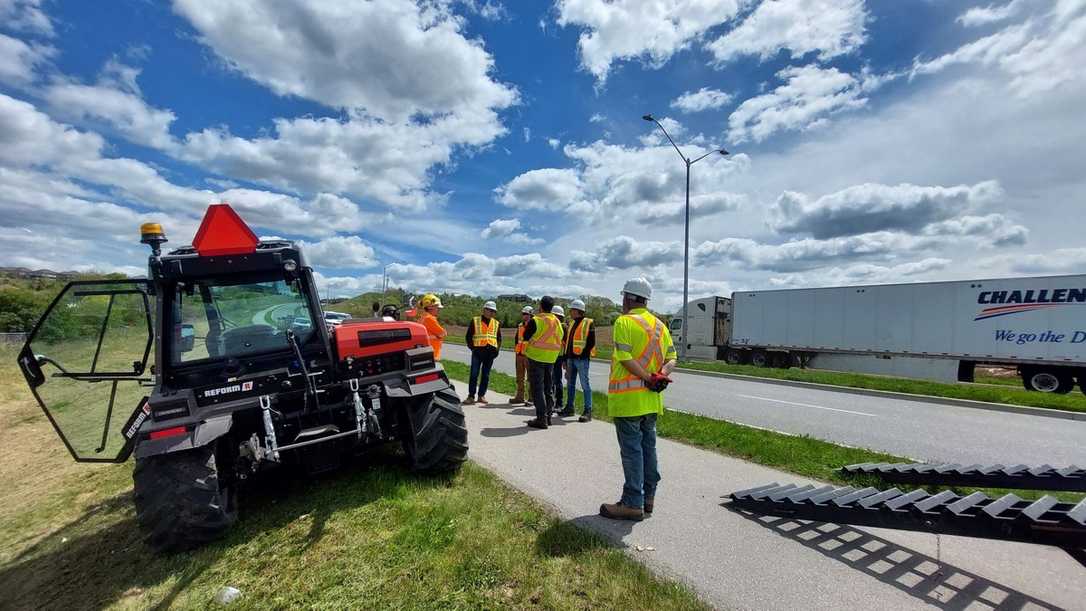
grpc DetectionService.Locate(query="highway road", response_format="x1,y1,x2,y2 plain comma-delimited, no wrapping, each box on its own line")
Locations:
442,343,1086,465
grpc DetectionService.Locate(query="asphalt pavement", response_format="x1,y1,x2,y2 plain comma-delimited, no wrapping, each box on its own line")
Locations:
442,344,1086,466
451,380,1084,611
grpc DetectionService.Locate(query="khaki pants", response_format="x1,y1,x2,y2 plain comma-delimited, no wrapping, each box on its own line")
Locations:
514,353,531,400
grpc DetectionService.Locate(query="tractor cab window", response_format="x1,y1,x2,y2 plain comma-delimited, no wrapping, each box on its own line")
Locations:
173,279,315,363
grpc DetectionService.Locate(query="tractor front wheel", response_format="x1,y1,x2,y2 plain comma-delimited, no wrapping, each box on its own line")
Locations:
133,444,237,553
399,386,468,474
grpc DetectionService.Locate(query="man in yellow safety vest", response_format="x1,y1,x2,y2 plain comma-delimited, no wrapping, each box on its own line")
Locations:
600,278,677,522
511,305,533,405
464,300,501,405
561,299,596,421
522,295,564,429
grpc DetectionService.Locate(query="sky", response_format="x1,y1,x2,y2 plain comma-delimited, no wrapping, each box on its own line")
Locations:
1,0,1084,311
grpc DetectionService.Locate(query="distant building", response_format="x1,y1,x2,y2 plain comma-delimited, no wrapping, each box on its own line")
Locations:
497,293,532,303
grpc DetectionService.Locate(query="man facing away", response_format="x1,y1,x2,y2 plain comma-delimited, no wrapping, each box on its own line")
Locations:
562,299,596,421
550,305,566,415
417,293,446,360
599,278,676,521
464,300,501,405
522,295,564,429
511,305,534,405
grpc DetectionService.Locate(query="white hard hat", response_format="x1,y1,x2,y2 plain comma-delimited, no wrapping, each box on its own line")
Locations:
552,305,565,317
483,300,497,311
521,305,533,314
622,277,653,300
569,298,586,312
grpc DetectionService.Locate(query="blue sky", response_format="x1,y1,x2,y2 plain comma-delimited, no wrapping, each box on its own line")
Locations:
1,0,1084,310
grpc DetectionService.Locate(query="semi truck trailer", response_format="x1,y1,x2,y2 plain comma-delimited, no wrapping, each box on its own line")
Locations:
671,273,1086,394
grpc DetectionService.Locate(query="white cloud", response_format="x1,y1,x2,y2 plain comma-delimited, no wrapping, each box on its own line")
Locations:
958,0,1031,27
693,232,927,272
555,0,745,81
479,217,543,244
547,137,560,149
0,0,54,36
459,0,507,20
0,33,53,87
768,181,1003,238
523,127,531,143
312,271,384,297
984,247,1086,274
728,64,867,143
912,1,1086,96
385,251,570,295
570,235,683,272
707,0,867,65
629,192,746,224
589,113,605,123
639,116,686,146
922,213,1028,247
44,60,178,150
298,235,378,268
172,0,517,122
767,258,953,288
670,87,734,113
494,168,589,213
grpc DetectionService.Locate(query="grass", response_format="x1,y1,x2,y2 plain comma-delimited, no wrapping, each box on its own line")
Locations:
441,360,1084,503
0,347,706,610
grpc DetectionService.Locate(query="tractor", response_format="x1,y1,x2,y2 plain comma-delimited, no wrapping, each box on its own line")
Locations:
16,204,467,552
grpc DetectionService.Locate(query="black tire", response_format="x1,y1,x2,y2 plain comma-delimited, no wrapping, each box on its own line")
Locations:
750,351,769,368
133,444,237,553
1021,368,1074,394
724,349,743,365
771,352,792,369
1079,377,1086,397
399,386,468,474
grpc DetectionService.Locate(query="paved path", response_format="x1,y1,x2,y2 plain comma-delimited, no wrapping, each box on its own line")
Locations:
451,380,1084,610
443,344,1086,465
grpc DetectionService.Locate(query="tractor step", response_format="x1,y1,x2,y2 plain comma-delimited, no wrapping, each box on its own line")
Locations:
840,462,1086,492
726,482,1086,549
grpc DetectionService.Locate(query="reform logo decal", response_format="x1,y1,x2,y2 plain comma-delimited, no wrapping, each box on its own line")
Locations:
202,380,255,398
975,288,1086,321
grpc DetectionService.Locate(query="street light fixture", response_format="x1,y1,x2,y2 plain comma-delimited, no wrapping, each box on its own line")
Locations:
642,113,729,360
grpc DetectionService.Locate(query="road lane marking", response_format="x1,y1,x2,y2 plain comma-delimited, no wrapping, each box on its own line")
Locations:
736,394,877,417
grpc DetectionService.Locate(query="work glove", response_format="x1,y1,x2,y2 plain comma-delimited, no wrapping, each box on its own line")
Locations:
646,373,673,393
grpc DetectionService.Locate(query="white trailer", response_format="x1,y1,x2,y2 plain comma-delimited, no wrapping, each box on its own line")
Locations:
671,274,1086,394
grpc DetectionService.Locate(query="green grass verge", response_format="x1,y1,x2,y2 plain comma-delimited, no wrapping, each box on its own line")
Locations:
442,360,1083,503
1,458,706,610
676,360,1086,414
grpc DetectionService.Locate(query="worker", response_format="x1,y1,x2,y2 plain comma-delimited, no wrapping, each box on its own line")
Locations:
511,305,534,405
599,278,676,522
522,295,564,429
551,304,566,415
464,301,501,405
562,299,596,421
418,293,446,360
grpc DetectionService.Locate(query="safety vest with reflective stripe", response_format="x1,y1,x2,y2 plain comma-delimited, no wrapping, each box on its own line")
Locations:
515,322,528,354
608,309,676,417
569,317,596,357
524,313,563,364
472,316,499,348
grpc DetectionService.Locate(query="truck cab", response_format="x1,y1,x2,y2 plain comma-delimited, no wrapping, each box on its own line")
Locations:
671,296,732,360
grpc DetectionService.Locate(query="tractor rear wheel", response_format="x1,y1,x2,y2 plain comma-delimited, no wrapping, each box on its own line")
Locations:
133,444,237,553
399,386,468,474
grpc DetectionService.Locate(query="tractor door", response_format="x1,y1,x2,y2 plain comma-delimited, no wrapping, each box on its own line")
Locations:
16,280,154,462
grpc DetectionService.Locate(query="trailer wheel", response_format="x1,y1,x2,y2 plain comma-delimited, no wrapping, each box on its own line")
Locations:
1021,368,1073,394
133,444,237,553
399,386,468,474
724,349,744,365
1079,376,1086,397
750,351,769,368
771,352,792,369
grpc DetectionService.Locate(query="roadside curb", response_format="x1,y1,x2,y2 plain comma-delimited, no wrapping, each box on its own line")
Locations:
657,364,1086,422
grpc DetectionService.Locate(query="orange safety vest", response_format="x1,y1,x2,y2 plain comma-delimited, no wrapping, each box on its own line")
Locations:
569,317,596,357
515,322,528,354
472,316,499,348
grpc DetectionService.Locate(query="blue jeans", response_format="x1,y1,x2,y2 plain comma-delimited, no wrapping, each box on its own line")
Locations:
615,414,660,509
467,352,494,398
565,357,592,415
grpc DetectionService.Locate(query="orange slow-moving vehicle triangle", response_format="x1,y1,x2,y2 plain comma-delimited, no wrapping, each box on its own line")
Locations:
192,204,259,256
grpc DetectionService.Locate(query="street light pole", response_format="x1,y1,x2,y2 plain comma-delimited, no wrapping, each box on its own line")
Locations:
643,114,728,360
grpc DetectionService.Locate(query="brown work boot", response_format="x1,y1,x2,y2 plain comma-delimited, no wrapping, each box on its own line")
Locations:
477,395,489,405
510,395,524,404
644,497,654,516
462,396,476,406
599,502,644,521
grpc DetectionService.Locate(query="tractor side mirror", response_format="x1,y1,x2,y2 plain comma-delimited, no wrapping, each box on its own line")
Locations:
372,302,380,315
178,324,195,353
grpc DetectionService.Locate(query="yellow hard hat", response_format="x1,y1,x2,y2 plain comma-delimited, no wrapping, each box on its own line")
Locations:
420,293,444,309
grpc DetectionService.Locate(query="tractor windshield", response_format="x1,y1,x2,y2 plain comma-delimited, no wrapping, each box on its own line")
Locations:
172,278,316,363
